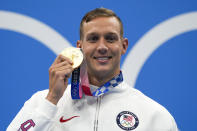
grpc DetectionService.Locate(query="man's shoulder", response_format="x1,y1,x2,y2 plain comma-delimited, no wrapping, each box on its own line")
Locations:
122,82,173,115
33,85,72,97
27,85,72,104
24,89,49,104
31,89,49,98
133,90,177,129
122,82,177,128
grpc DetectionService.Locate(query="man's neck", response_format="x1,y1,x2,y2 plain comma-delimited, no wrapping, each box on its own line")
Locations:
88,71,120,87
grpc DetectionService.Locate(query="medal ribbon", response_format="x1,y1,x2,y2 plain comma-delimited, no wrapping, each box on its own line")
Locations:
91,71,123,97
71,67,82,99
71,64,123,99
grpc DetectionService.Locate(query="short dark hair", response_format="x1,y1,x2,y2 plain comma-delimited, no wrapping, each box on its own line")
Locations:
80,8,124,40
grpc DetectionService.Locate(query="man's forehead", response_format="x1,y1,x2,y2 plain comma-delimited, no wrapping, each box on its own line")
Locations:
83,17,120,27
86,31,119,36
82,17,121,35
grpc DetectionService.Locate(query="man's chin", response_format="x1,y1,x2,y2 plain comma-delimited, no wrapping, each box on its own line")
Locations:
95,66,110,72
93,68,112,77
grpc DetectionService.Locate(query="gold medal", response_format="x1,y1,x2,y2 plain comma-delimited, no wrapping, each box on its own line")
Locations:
60,47,83,68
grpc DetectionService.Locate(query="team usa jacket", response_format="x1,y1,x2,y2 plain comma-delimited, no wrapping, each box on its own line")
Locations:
7,81,178,131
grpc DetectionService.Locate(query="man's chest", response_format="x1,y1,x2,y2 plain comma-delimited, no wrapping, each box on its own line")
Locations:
51,96,148,131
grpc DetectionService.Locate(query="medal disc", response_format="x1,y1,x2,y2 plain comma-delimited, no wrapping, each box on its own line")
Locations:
60,47,83,68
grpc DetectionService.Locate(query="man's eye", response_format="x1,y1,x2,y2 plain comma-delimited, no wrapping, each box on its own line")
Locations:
87,36,99,42
105,35,118,43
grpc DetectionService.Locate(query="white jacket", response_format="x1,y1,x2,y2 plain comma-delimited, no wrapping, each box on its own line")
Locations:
7,81,178,131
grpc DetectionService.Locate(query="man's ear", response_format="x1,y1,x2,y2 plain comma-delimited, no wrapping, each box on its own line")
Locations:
121,38,128,55
77,40,82,48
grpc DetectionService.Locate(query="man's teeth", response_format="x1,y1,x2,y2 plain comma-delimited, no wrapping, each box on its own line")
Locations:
96,57,109,60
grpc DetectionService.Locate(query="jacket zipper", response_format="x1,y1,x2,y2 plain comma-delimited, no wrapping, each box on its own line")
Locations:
94,96,102,131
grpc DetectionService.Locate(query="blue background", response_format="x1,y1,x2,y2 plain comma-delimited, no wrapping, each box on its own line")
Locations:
1,0,197,130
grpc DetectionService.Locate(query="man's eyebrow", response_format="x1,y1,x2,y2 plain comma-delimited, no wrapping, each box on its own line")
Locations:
86,32,99,36
105,32,118,35
86,32,118,37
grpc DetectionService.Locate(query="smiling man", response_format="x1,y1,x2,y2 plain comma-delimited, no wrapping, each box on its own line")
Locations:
78,16,127,87
7,8,178,131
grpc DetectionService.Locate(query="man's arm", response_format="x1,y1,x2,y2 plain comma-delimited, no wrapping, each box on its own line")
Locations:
46,55,73,105
7,90,57,131
7,55,73,131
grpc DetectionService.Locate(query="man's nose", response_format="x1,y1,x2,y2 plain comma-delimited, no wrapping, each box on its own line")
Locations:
97,38,108,54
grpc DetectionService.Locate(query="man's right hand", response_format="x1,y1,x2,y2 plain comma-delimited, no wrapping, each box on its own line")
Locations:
46,55,73,105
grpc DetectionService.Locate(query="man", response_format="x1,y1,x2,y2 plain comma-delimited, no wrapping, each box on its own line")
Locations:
7,8,178,131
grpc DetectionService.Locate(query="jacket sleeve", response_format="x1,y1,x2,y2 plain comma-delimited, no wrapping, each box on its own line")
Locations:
7,90,58,131
170,116,179,131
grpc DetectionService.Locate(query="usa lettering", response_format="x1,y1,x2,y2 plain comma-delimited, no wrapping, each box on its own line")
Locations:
19,119,35,131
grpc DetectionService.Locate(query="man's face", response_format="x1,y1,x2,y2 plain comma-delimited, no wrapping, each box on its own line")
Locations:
78,17,128,79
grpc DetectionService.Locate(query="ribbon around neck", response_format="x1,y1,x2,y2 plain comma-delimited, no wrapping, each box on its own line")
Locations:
71,62,123,99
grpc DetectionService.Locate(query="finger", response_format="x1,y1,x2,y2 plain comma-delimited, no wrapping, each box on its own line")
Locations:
51,60,73,69
60,55,73,64
54,65,73,72
52,55,73,66
49,65,73,78
55,68,73,79
52,55,63,65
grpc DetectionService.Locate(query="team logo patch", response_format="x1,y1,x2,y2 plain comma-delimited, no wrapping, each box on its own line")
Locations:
116,111,139,130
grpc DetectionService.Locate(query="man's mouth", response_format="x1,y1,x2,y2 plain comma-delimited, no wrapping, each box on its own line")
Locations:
93,56,112,62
